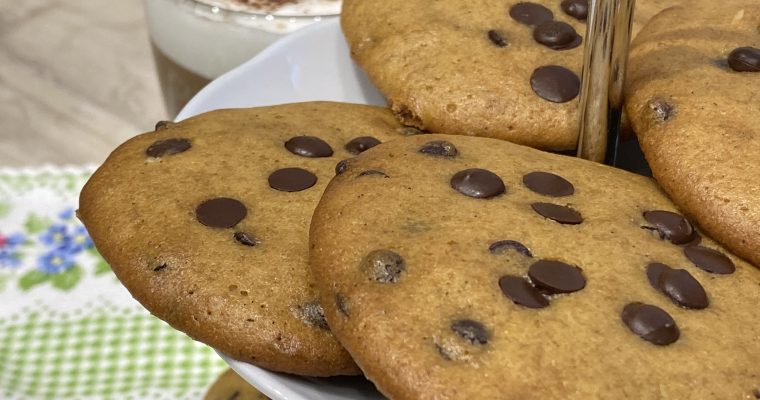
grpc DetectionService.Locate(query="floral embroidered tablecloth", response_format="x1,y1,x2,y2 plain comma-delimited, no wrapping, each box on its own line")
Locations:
0,166,227,400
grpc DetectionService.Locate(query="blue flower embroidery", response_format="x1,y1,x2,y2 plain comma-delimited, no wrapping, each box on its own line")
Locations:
0,232,25,268
38,249,75,274
40,224,71,248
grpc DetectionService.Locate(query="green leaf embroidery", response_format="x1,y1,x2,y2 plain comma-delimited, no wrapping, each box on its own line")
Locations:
51,265,83,291
0,273,9,292
18,270,50,291
86,247,100,257
0,201,10,218
23,214,51,234
94,259,112,275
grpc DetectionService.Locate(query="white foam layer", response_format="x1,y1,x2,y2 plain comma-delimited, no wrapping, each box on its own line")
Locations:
197,0,342,16
145,0,337,78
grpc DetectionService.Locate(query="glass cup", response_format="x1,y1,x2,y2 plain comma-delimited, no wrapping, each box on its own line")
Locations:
143,0,341,117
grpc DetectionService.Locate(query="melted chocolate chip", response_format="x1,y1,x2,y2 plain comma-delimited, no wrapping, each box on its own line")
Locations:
528,260,586,294
196,197,247,228
509,2,554,26
499,275,549,308
299,301,329,330
285,136,334,158
336,293,350,317
621,302,680,346
487,29,509,47
450,168,506,199
451,319,490,345
234,231,258,246
489,240,533,257
647,99,676,123
361,249,406,283
642,210,696,245
522,171,575,197
345,136,381,155
154,120,173,131
727,47,760,72
561,0,588,20
335,159,350,175
146,138,191,157
530,66,580,103
533,21,582,50
684,246,735,274
531,202,583,224
419,140,459,157
268,167,317,192
358,170,389,178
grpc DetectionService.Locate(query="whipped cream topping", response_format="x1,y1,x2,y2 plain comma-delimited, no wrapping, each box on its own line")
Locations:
196,0,341,16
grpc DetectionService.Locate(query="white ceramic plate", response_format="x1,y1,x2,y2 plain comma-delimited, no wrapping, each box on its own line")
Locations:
177,18,387,400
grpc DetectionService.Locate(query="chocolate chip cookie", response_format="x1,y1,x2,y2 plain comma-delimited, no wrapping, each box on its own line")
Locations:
341,0,678,150
625,0,760,267
79,102,410,376
310,134,760,399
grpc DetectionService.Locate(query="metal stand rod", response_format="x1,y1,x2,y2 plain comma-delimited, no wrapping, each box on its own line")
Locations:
577,0,636,164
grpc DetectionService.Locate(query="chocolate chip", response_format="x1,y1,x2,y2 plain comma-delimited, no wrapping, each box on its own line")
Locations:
196,197,247,228
284,136,334,158
419,140,459,157
268,167,317,192
533,21,582,50
234,231,258,246
345,136,381,155
152,263,167,272
336,293,350,317
487,29,509,47
754,388,760,399
522,171,575,197
684,246,735,274
645,262,668,288
450,168,506,199
531,202,583,224
651,264,709,309
621,302,680,345
509,2,554,26
489,240,533,257
647,98,676,123
450,319,489,345
146,138,191,157
642,210,696,245
530,66,580,103
154,120,173,131
227,390,241,400
358,170,389,178
561,0,588,20
727,47,760,72
528,260,585,294
499,275,549,308
361,249,406,283
298,301,329,330
335,159,350,175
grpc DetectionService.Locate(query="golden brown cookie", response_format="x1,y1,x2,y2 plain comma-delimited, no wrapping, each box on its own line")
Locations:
204,369,269,400
341,0,679,150
625,0,760,266
79,102,411,376
310,134,760,399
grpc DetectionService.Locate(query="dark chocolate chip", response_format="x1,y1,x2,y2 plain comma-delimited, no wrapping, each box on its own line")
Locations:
646,262,669,288
533,21,582,50
284,136,334,158
522,171,575,197
397,126,426,136
531,202,583,224
528,260,586,294
561,0,588,20
196,197,247,228
530,66,580,103
487,29,509,47
336,293,350,317
658,267,709,309
154,120,173,131
234,231,258,246
647,99,676,123
684,246,735,274
489,240,533,257
345,136,381,155
299,301,329,330
450,168,506,199
419,140,459,157
621,302,680,346
361,249,406,283
753,388,760,399
499,275,549,308
268,167,317,192
358,170,389,178
642,210,696,245
727,47,760,72
335,159,350,175
146,138,191,157
152,263,167,272
509,2,554,26
451,319,490,345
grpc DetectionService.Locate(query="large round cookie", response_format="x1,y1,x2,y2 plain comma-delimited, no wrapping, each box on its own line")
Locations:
310,134,760,399
625,0,760,267
341,0,679,150
79,102,410,376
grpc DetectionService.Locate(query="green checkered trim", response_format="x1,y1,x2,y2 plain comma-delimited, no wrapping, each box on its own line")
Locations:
0,309,226,400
